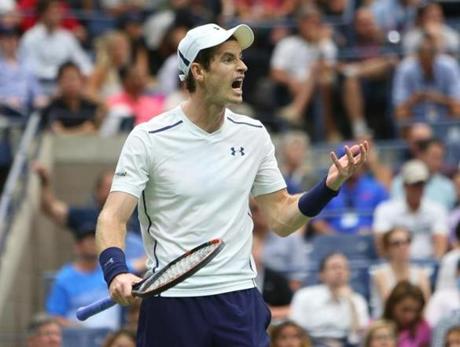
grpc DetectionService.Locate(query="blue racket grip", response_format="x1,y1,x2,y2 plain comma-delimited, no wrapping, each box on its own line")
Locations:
76,297,116,321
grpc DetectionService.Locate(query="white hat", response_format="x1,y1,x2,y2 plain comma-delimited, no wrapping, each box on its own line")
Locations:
401,159,429,185
177,23,254,81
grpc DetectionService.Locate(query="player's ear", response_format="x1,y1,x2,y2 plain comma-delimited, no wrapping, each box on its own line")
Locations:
190,62,205,83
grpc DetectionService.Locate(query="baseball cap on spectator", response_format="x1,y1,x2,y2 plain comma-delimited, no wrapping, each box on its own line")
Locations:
72,217,97,241
177,23,254,82
74,227,95,241
401,159,429,185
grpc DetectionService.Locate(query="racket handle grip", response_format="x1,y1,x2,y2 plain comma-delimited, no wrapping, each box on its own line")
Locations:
76,297,116,321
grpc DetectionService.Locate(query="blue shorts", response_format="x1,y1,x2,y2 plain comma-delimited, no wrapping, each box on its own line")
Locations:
136,288,271,347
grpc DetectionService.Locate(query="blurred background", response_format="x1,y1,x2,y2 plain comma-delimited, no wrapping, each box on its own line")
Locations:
0,0,460,346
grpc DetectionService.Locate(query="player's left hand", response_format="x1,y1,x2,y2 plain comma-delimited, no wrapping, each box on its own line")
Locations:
325,141,369,191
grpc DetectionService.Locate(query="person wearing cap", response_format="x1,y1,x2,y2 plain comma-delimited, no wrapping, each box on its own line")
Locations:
373,159,449,260
96,22,368,346
391,138,456,210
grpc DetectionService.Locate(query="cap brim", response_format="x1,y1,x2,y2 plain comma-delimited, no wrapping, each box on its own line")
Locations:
228,24,254,50
405,180,427,185
200,24,254,52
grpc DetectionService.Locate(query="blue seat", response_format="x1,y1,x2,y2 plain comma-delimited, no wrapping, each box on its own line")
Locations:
62,327,111,347
349,265,371,301
309,234,378,262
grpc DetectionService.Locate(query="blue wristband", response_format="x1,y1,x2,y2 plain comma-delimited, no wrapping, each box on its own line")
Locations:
99,247,129,286
298,177,339,217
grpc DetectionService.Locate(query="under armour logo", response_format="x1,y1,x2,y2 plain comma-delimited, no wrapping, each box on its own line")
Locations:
104,258,114,268
231,147,245,156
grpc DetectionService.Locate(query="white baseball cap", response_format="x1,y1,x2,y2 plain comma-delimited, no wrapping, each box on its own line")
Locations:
401,159,430,185
177,23,254,81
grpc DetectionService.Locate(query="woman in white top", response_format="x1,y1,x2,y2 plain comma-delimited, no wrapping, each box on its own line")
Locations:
371,227,431,317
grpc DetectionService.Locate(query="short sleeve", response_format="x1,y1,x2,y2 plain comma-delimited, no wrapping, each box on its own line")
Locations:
111,126,151,199
251,129,286,197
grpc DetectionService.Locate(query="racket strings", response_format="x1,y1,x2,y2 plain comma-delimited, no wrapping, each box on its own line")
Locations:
143,244,217,291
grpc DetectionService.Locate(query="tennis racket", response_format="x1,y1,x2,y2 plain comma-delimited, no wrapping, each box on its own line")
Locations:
76,238,224,321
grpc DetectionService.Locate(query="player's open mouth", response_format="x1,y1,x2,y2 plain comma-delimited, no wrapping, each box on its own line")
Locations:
231,78,243,92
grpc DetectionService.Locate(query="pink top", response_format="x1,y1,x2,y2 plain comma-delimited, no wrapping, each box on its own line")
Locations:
107,92,165,125
398,320,431,347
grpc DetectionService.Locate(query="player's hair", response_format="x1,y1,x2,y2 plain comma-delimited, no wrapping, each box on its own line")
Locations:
319,252,347,272
57,61,81,80
185,37,237,93
363,320,396,347
382,281,425,332
27,313,59,338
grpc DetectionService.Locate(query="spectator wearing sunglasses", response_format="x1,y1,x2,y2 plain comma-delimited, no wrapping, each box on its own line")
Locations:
370,227,431,318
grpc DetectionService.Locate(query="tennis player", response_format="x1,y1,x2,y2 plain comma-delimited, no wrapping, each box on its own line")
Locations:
97,23,369,346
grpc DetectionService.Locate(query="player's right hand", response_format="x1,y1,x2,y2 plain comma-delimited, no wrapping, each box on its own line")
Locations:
109,273,143,306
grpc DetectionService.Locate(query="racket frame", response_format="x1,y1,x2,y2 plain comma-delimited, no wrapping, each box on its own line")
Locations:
131,238,224,298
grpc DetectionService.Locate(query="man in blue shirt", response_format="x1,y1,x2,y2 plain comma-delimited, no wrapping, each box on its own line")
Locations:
393,34,460,121
46,228,122,329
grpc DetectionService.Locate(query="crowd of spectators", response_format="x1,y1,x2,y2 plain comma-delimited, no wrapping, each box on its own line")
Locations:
1,0,460,346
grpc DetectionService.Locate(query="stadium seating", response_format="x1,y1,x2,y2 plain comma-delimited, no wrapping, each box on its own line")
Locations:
309,234,379,262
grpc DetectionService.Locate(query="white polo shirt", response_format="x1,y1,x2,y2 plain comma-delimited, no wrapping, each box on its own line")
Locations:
290,284,369,340
111,106,286,296
373,198,448,259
